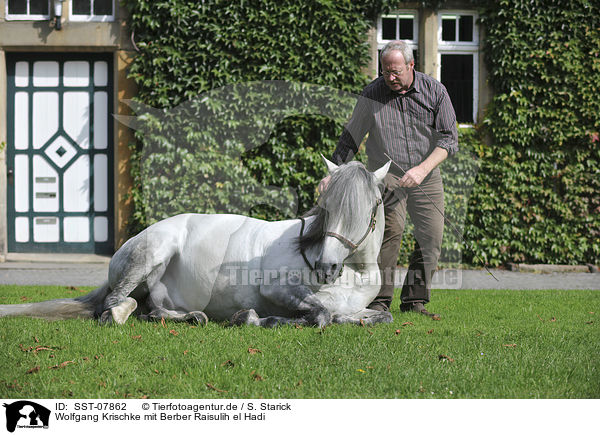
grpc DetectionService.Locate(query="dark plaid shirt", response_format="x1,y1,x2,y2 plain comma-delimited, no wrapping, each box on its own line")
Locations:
333,71,459,176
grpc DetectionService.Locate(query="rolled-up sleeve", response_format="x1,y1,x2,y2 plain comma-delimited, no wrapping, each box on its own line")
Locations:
434,86,459,156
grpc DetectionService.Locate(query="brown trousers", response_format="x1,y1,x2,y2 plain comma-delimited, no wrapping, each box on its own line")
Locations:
373,168,444,308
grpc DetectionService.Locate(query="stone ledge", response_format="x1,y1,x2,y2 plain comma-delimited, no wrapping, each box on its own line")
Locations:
2,253,110,264
506,263,599,274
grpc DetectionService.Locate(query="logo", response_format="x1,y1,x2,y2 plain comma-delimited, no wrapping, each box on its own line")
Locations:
3,401,50,433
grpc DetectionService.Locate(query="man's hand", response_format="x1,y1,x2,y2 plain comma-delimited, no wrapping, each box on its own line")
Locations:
399,165,429,188
398,147,449,188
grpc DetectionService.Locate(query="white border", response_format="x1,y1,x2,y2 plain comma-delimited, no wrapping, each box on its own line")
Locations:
5,0,51,20
69,0,115,22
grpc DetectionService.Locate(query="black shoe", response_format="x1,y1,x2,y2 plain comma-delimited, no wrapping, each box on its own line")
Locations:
400,302,439,319
367,300,390,312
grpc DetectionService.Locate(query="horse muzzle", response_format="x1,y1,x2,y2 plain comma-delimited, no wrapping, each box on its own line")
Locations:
314,261,344,284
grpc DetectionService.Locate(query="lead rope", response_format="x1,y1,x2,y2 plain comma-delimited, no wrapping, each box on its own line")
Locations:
299,217,316,271
384,153,499,281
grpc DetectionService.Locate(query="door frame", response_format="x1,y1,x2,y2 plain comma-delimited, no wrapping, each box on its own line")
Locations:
5,52,114,254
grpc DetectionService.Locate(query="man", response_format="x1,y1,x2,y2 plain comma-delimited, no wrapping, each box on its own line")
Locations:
327,40,458,317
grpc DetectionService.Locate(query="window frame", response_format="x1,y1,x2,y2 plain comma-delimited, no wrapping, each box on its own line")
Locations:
376,10,419,75
5,0,51,21
437,10,480,125
69,0,115,22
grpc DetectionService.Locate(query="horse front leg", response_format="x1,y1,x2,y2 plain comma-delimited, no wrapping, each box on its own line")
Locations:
231,284,331,328
331,308,393,325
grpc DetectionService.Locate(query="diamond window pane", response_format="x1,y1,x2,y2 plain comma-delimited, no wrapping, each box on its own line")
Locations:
399,18,413,40
72,0,91,15
459,15,474,42
30,0,48,14
382,18,396,40
94,0,112,15
8,0,27,14
442,17,456,41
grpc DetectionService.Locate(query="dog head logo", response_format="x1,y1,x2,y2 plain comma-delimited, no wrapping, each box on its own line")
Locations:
3,401,50,432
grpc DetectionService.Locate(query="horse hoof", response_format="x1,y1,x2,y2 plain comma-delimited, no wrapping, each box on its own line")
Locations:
108,297,137,325
187,311,208,326
231,309,259,326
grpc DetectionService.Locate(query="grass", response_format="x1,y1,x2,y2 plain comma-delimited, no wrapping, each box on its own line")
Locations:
0,285,598,399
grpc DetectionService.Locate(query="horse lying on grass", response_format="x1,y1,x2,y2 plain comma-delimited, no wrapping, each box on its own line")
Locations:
0,157,392,327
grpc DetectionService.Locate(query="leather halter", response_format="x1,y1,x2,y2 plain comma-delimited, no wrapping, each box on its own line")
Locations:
299,198,382,271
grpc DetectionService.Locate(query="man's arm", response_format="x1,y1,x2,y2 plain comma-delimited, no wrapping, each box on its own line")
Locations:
400,83,457,187
331,94,373,165
399,146,448,187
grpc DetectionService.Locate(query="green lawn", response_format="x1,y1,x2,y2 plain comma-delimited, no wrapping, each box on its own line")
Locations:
0,285,598,399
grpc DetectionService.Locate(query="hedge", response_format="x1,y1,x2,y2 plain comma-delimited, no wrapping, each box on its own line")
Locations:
122,0,599,267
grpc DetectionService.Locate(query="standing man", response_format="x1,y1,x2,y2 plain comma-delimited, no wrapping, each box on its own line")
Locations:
329,40,458,317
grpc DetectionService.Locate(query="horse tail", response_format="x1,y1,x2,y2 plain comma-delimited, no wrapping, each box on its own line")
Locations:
0,282,111,321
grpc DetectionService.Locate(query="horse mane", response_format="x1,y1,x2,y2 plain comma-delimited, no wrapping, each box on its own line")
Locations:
297,161,381,253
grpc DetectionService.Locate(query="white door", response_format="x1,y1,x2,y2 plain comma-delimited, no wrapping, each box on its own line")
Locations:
7,53,113,254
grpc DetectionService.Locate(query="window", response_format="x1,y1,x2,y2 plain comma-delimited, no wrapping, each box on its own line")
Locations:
5,0,50,20
377,11,419,75
438,12,479,124
70,0,114,21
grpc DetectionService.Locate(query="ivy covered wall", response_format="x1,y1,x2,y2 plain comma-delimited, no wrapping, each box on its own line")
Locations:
121,0,599,266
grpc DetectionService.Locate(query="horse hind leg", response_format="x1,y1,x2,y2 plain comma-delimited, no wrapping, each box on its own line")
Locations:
99,297,138,325
140,307,208,325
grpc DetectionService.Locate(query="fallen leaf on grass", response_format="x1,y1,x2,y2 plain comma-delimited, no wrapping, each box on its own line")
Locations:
20,296,31,302
251,370,264,381
183,350,189,356
503,344,517,348
394,329,402,335
49,361,75,370
221,360,235,368
550,317,557,322
132,335,142,341
402,322,414,327
248,347,262,354
427,329,434,334
432,315,441,321
206,383,228,393
585,321,594,325
169,329,179,336
19,344,59,354
438,354,455,363
26,366,40,374
33,336,39,343
161,317,166,328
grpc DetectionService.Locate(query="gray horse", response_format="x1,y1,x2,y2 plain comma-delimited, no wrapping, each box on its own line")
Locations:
0,157,392,327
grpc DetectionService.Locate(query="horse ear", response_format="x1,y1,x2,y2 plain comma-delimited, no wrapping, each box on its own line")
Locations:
321,154,339,174
373,160,391,184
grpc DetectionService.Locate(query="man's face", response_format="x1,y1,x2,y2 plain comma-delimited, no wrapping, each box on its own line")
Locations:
381,50,414,93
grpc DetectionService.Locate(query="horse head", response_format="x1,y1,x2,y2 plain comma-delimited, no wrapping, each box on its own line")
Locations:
299,156,390,284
